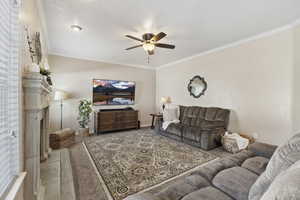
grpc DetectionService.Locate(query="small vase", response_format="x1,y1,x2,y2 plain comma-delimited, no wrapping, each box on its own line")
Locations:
79,127,89,137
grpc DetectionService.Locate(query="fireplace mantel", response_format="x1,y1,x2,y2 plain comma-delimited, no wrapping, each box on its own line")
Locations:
23,72,52,200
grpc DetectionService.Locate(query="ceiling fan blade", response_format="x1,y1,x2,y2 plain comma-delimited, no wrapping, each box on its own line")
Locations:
155,43,175,49
147,50,154,55
151,32,167,42
125,35,144,42
125,44,143,50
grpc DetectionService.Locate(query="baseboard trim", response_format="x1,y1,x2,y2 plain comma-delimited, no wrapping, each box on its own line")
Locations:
140,124,151,128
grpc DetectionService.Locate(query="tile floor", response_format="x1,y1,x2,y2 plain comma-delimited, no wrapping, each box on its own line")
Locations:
41,150,62,200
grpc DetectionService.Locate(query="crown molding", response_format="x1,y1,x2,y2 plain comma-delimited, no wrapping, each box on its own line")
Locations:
156,19,300,70
48,19,300,71
48,52,155,70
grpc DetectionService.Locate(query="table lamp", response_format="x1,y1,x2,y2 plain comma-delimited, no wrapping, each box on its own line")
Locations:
54,90,69,129
161,96,172,110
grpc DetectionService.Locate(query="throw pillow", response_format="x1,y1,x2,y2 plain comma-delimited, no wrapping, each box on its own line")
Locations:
163,107,179,122
249,133,300,200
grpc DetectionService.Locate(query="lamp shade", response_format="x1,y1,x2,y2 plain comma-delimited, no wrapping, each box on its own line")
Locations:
54,90,68,101
161,96,172,104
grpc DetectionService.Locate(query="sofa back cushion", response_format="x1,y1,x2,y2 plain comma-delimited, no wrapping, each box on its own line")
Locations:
179,106,230,128
260,160,300,200
249,133,300,200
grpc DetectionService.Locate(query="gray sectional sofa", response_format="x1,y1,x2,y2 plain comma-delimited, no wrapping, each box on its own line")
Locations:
155,106,230,150
125,133,300,200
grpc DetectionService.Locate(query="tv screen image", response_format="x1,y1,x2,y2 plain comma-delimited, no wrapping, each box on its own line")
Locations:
93,79,135,105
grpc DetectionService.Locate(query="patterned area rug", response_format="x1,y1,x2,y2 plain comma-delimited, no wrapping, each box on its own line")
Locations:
84,129,217,200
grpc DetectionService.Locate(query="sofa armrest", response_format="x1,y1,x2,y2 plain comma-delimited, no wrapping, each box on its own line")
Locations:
248,142,277,159
154,117,163,133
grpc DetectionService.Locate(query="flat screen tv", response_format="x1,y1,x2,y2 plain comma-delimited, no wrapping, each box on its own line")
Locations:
93,79,135,105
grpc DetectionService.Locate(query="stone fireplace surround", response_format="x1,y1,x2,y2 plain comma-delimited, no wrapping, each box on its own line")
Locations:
23,72,52,200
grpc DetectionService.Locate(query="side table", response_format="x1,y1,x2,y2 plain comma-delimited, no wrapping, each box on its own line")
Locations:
150,113,163,129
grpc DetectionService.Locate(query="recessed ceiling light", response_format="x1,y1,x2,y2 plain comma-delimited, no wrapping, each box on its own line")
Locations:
70,25,82,32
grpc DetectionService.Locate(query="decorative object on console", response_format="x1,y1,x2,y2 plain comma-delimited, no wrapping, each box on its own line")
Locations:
54,90,69,129
160,96,171,110
188,75,207,98
78,99,92,136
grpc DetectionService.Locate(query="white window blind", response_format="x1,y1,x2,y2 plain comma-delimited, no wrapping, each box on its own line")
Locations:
0,0,20,197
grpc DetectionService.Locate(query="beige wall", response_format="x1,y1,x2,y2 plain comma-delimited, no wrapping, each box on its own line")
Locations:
293,24,300,133
156,29,295,145
48,55,156,132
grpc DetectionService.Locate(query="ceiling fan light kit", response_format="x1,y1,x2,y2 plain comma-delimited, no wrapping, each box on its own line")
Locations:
70,25,83,32
143,42,155,51
125,32,175,56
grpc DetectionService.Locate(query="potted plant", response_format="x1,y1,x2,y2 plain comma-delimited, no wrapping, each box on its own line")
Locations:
77,99,92,136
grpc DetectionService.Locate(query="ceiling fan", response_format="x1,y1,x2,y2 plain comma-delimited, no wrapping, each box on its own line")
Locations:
125,32,175,55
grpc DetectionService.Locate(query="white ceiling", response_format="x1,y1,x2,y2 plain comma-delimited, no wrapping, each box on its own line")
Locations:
43,0,300,68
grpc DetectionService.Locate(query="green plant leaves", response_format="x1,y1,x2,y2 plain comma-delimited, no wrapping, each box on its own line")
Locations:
78,99,92,128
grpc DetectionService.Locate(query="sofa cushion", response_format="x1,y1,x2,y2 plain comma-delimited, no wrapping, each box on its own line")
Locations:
166,123,182,137
154,178,201,200
125,175,210,200
184,174,211,189
205,107,230,121
247,142,277,159
213,167,258,200
192,150,254,182
182,186,233,200
249,133,300,200
242,156,269,175
226,150,255,165
182,126,201,141
260,160,300,200
200,121,226,129
179,106,230,127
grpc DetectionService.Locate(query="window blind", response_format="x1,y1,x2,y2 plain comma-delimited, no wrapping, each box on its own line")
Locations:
0,0,20,197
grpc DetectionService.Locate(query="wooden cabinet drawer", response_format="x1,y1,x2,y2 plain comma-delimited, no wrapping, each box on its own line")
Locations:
95,110,139,134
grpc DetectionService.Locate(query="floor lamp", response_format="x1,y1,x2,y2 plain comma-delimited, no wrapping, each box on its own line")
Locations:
54,90,68,130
